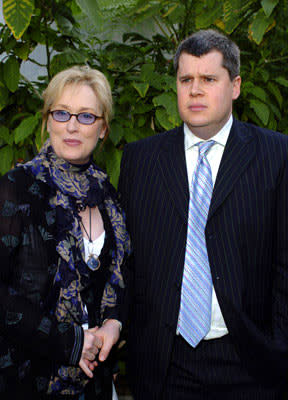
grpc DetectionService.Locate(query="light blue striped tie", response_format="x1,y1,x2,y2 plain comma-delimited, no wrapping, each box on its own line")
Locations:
178,140,215,347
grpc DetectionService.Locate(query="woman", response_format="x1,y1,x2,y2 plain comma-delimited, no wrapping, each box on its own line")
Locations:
0,65,130,399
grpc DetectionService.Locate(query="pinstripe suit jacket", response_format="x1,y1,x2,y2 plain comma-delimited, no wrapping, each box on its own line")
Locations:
118,118,288,399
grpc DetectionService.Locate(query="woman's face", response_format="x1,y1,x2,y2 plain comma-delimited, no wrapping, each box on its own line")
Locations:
47,84,107,164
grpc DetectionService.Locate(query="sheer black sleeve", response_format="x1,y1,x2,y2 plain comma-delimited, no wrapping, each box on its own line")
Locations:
0,168,83,366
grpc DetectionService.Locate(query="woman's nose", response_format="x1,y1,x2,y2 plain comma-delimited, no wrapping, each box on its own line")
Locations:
66,115,79,131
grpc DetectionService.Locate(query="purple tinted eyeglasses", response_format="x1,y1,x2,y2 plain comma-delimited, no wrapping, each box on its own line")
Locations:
50,110,103,125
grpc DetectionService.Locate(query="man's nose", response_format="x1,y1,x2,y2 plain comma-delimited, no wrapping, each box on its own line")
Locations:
190,79,203,96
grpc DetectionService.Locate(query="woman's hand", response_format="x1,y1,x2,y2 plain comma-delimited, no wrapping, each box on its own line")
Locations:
79,327,102,378
95,319,121,363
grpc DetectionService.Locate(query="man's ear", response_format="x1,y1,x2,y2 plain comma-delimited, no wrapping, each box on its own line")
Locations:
232,75,241,100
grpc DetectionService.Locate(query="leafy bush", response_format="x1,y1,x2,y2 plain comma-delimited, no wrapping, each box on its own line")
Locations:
1,0,288,186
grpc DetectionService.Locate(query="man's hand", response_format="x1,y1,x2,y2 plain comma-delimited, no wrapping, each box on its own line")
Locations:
79,327,102,378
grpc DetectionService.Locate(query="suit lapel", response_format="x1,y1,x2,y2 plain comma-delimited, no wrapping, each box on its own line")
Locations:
156,120,256,223
158,126,189,222
208,119,257,221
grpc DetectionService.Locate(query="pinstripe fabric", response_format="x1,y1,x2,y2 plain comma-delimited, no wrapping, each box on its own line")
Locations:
162,335,284,400
118,120,288,400
178,141,214,347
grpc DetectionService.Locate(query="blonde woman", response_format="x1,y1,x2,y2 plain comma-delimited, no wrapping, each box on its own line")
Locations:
0,66,130,399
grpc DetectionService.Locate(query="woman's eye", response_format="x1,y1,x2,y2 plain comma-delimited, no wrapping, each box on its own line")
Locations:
56,110,68,116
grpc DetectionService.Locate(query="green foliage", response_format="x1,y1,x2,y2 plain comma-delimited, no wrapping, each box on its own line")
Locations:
0,0,288,185
3,0,34,39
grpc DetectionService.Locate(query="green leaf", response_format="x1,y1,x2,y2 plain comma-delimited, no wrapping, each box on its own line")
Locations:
97,0,139,18
34,124,43,153
0,145,14,175
14,115,39,144
76,0,104,30
249,9,274,44
223,0,241,33
50,50,88,77
3,0,34,39
133,103,154,115
249,99,270,125
136,115,146,128
269,103,281,120
3,57,20,93
55,16,74,35
267,116,277,131
196,2,223,29
245,85,267,102
267,82,282,108
163,3,179,18
14,42,31,60
0,126,13,146
274,77,288,88
123,129,141,143
132,82,149,98
155,108,174,131
153,91,180,126
105,147,122,188
258,68,269,83
140,63,154,81
109,121,125,146
0,84,9,112
261,0,278,17
162,76,177,93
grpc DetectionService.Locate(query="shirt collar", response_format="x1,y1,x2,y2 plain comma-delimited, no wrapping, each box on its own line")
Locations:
184,115,233,151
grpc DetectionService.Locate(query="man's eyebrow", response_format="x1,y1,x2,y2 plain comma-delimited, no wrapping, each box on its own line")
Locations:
178,74,193,80
178,73,217,79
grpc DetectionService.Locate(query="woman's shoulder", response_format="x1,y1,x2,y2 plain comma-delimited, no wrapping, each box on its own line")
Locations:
0,166,47,203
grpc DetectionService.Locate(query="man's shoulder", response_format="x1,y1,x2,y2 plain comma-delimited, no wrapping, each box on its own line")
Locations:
235,119,288,145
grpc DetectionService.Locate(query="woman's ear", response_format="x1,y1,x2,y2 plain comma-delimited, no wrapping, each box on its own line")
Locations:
99,123,108,140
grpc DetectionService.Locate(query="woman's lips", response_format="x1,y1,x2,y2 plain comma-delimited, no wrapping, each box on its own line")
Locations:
63,139,82,146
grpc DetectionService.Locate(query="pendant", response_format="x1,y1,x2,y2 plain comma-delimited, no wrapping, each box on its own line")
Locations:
87,254,101,271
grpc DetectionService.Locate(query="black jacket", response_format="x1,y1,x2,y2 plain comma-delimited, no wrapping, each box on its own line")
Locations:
118,120,288,399
0,166,117,397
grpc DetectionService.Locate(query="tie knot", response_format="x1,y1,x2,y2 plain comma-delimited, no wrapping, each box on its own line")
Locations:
197,140,215,158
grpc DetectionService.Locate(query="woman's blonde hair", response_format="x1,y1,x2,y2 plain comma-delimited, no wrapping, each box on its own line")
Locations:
42,65,113,139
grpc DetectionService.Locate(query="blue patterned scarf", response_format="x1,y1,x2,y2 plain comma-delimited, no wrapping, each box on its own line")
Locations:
21,139,130,395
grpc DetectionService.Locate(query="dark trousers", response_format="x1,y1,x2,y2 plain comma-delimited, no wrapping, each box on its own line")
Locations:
161,334,286,400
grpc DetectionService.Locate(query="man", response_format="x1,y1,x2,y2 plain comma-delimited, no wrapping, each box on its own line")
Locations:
118,29,288,399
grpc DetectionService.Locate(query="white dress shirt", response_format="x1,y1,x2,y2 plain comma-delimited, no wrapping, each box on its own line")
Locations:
181,115,233,340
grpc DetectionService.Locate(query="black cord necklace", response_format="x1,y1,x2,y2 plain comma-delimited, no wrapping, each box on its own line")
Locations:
80,207,101,271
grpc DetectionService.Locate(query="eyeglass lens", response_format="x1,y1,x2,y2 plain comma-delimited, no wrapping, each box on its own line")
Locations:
51,110,97,125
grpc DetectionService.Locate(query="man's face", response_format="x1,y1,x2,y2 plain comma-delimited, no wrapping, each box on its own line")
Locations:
176,50,241,140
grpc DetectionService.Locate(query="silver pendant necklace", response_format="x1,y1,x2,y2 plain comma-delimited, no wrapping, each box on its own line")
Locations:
80,208,101,271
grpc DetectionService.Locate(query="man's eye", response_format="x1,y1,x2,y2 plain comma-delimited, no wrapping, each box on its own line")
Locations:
204,77,215,82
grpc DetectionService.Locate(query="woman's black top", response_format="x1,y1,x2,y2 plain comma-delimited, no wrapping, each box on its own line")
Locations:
0,167,122,399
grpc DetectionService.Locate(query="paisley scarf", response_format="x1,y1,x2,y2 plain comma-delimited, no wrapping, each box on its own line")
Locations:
21,139,130,395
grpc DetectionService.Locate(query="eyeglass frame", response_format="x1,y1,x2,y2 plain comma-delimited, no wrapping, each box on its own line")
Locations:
49,110,104,125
